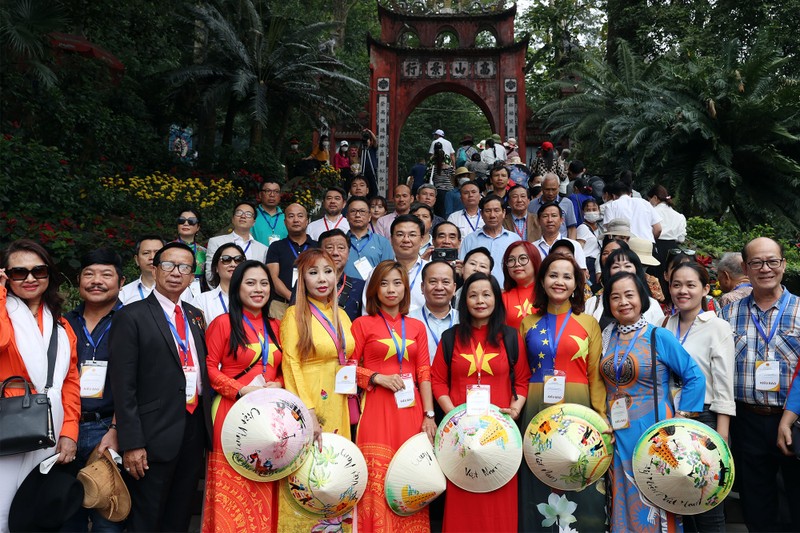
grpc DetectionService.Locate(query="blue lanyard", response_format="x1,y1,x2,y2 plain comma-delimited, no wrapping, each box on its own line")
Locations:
241,240,252,255
258,207,279,231
545,310,572,364
243,315,271,374
464,210,480,231
137,283,146,301
163,309,191,365
380,312,407,370
611,328,643,385
538,242,550,258
675,318,693,345
422,308,452,348
351,232,373,256
309,303,346,361
751,292,789,350
288,240,308,258
218,292,228,314
78,316,112,360
409,262,423,292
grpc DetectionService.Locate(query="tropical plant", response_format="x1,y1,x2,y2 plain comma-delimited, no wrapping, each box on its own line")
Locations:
0,0,65,88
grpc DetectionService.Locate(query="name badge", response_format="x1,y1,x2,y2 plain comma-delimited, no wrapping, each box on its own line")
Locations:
79,360,108,399
755,360,780,392
353,257,373,280
394,373,416,409
291,267,299,288
335,362,357,395
248,373,267,388
610,395,630,430
268,235,281,245
184,366,198,404
466,384,491,416
543,370,566,404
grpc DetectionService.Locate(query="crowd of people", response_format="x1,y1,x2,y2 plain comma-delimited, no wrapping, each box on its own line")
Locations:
1,131,800,533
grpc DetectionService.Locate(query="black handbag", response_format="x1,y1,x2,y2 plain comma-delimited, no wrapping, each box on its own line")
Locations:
0,320,58,456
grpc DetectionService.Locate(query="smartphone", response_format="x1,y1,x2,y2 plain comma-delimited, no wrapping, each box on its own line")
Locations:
432,248,458,261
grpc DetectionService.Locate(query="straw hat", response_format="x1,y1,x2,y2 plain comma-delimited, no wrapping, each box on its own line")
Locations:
453,166,472,179
434,404,522,493
628,236,660,266
385,432,447,516
221,388,314,482
523,404,613,491
78,447,131,522
632,418,735,515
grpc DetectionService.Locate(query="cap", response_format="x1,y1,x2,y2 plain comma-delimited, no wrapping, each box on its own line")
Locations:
541,141,554,151
339,140,349,148
550,239,576,255
433,129,445,137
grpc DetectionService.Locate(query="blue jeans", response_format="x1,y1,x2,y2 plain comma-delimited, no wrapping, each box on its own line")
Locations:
60,416,125,532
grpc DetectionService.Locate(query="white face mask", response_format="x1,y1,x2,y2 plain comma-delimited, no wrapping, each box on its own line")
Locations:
290,144,298,150
322,141,330,149
584,212,601,223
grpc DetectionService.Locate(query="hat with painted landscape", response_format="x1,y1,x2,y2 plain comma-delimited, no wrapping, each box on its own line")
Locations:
628,237,660,266
603,218,631,238
385,432,447,516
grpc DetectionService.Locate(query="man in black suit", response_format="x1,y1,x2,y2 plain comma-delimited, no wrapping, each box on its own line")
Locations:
109,242,212,532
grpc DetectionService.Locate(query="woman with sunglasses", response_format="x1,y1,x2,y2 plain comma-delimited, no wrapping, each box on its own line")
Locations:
351,260,435,531
501,241,543,330
0,240,81,531
195,244,245,325
175,208,207,280
202,260,283,532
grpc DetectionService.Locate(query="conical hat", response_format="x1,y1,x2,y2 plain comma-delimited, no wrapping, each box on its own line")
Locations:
434,404,522,493
221,388,313,482
385,432,447,516
283,432,368,519
523,403,613,491
632,418,735,515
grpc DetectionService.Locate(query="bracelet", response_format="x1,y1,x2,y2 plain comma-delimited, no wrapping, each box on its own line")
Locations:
108,423,118,430
369,373,379,386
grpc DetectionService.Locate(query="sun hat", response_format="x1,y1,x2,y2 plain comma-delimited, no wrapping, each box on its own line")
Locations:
491,133,502,143
628,237,660,266
9,461,84,532
221,388,314,482
385,432,446,516
460,135,474,145
283,432,368,518
523,404,613,491
632,418,735,515
77,447,131,522
603,218,631,238
453,166,472,178
434,404,522,493
507,137,517,147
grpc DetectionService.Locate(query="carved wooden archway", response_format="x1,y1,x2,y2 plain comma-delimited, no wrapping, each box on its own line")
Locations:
368,2,529,196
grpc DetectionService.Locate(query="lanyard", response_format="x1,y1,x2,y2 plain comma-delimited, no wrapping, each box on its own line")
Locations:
78,316,112,361
464,210,480,232
351,233,372,256
218,292,228,314
409,262,423,292
309,303,346,363
469,339,490,385
545,310,572,364
137,283,146,301
675,318,693,345
513,217,526,238
323,215,344,231
537,241,550,258
380,312,407,371
258,207,279,231
163,309,191,365
241,240,252,255
288,240,308,258
611,328,643,386
751,292,789,351
422,308,452,348
337,275,347,298
243,314,271,374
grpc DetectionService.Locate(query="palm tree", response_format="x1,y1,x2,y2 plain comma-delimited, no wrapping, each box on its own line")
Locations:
0,0,66,88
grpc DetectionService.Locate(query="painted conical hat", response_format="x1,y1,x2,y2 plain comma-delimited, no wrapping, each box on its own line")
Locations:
434,404,522,493
221,388,313,482
283,432,368,519
632,418,735,515
385,432,447,516
523,403,613,491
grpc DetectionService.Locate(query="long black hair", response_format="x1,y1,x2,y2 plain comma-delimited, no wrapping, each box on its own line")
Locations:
210,243,245,288
227,260,282,358
456,272,506,347
2,239,64,318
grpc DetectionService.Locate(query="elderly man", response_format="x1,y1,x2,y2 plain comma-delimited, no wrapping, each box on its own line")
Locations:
206,201,268,284
415,183,445,227
503,184,538,241
459,194,521,285
317,229,364,320
447,180,483,238
719,237,800,532
409,261,459,363
374,184,413,238
717,251,752,307
344,196,394,281
528,173,577,239
265,203,318,303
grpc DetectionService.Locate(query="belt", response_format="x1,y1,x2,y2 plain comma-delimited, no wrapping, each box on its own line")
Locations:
737,402,783,416
80,410,114,423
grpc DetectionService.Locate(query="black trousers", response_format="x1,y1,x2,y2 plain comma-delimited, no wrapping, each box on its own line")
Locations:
125,402,206,532
731,406,800,532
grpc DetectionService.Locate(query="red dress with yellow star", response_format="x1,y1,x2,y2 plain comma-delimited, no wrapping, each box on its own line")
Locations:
430,324,531,533
351,312,431,532
502,283,537,331
202,311,283,533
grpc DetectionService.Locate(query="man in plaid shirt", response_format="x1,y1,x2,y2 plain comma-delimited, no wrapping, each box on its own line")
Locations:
719,237,800,532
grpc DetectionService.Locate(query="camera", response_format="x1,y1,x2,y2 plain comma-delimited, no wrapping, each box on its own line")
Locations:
432,248,458,261
362,131,371,141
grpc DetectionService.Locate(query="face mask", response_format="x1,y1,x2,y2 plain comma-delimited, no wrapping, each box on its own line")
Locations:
584,212,601,223
322,141,330,149
530,185,542,197
290,144,298,150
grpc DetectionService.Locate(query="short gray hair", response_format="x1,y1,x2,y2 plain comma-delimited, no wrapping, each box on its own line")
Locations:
417,183,436,194
717,252,744,276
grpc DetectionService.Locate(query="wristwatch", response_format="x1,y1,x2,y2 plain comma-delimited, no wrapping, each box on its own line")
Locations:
425,410,435,419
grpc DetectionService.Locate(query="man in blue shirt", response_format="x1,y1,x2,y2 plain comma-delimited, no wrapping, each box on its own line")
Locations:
252,177,288,246
63,249,126,532
459,194,521,286
344,196,394,280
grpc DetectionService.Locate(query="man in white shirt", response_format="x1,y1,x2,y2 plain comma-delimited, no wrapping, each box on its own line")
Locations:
602,181,662,242
447,180,483,237
532,202,587,270
409,261,459,363
120,236,198,305
375,184,413,238
428,129,455,162
307,186,350,240
205,201,268,284
459,194,521,286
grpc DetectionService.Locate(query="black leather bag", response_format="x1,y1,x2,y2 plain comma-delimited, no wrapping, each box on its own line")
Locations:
0,321,58,456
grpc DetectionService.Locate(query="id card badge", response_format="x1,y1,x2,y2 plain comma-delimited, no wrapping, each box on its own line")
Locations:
610,394,630,430
79,360,108,398
543,370,566,404
466,384,491,416
183,366,198,404
268,235,281,246
354,257,373,280
248,373,267,387
755,360,780,391
394,373,416,409
291,267,299,288
335,361,357,395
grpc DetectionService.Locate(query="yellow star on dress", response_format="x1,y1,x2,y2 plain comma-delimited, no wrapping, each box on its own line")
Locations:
458,343,500,377
246,333,275,367
569,334,589,361
378,331,415,362
514,298,534,318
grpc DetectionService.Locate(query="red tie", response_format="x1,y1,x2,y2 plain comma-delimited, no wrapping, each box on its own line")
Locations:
175,305,198,414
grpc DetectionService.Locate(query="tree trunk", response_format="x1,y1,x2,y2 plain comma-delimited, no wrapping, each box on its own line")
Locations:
222,96,238,146
197,107,217,167
250,120,263,148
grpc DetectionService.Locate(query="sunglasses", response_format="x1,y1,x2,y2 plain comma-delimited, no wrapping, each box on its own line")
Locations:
176,217,199,226
668,248,696,258
7,265,50,281
219,255,246,265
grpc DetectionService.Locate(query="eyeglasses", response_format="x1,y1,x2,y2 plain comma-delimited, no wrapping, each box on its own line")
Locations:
234,210,255,219
176,217,199,226
505,255,530,267
747,258,784,270
261,188,281,195
394,232,420,240
348,209,369,216
219,255,245,265
156,261,194,275
7,265,49,281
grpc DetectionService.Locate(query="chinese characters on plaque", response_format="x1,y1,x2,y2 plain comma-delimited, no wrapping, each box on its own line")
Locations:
401,58,497,79
376,95,390,197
